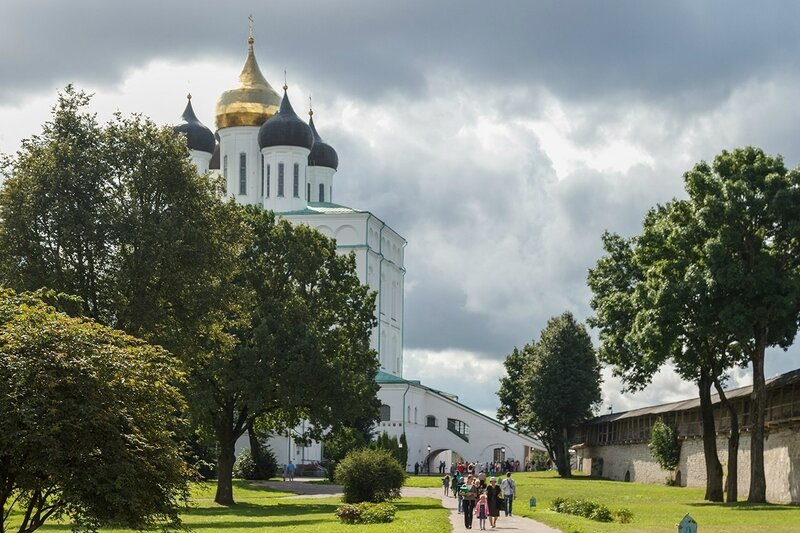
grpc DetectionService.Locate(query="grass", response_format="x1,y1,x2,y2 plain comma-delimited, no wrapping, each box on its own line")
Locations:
8,480,449,532
406,471,800,532
501,471,800,533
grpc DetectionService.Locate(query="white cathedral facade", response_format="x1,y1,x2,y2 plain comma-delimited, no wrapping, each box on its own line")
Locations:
176,32,542,471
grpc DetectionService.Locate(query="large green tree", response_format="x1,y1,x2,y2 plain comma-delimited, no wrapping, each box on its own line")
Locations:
0,86,239,367
199,207,380,505
588,202,744,502
498,312,601,477
0,289,189,533
684,148,800,502
588,147,800,503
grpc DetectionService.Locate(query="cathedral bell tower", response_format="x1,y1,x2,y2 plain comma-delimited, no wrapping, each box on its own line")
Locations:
215,28,280,206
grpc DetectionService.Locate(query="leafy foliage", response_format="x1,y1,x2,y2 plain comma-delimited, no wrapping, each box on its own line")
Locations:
371,433,405,467
497,312,601,477
334,502,397,524
587,147,800,502
233,446,278,481
648,418,681,475
0,289,190,533
207,207,380,504
550,497,630,523
335,448,406,503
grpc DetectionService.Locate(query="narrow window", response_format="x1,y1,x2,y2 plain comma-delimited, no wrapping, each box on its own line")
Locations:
278,163,284,197
260,155,264,197
307,183,311,201
239,153,246,195
380,404,391,422
293,163,299,197
266,165,271,197
223,155,228,178
319,183,325,203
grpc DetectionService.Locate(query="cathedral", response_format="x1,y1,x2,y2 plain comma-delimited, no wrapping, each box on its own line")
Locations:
175,31,542,472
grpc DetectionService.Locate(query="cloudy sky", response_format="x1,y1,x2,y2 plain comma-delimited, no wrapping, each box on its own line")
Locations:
3,0,800,418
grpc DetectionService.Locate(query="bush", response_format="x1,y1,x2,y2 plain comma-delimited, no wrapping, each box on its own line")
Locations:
233,446,278,480
335,502,397,524
549,497,630,523
615,508,634,524
334,448,406,503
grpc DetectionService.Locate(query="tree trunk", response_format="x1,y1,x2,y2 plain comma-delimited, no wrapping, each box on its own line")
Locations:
698,371,723,502
748,337,767,503
554,427,571,477
713,376,739,503
214,401,248,505
215,428,236,506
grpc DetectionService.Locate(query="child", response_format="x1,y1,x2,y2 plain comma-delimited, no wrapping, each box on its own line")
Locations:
474,493,489,530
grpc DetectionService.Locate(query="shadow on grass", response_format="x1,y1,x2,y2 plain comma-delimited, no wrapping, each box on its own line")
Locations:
686,501,797,511
187,501,339,517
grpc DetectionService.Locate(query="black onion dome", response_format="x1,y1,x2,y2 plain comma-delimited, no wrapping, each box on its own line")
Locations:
308,114,339,170
258,89,314,150
174,95,215,154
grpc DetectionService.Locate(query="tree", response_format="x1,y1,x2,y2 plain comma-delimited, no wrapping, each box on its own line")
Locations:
0,86,244,501
0,289,189,533
588,203,743,502
683,148,800,503
649,418,681,483
197,207,381,505
498,312,601,477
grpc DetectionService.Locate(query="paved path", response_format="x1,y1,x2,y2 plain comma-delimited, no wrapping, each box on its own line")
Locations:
411,487,559,532
260,479,559,532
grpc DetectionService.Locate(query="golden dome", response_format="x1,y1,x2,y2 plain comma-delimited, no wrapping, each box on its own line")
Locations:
215,36,281,129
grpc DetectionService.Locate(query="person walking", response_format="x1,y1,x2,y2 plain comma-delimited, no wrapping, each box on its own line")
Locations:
461,475,479,529
485,476,502,528
500,471,516,516
474,493,489,530
286,460,296,481
443,474,451,496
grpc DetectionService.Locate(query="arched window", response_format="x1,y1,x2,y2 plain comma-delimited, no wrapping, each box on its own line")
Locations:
319,183,325,202
414,407,417,424
307,183,311,201
407,406,411,423
223,154,228,178
447,418,470,442
380,404,391,422
260,155,264,197
278,163,285,196
266,165,270,197
239,153,247,195
426,415,437,427
293,163,300,197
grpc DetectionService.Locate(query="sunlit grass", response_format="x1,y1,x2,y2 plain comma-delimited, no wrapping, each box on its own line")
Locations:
12,480,448,532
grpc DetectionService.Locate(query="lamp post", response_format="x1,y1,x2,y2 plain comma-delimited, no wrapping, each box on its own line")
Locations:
427,445,431,474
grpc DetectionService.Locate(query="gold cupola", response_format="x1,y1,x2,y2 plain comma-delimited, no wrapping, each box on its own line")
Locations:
215,35,281,129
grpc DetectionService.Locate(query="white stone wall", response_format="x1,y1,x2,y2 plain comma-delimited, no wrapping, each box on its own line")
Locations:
218,126,262,205
580,425,800,503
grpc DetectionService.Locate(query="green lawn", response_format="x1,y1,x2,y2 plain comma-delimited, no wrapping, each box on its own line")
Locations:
9,481,449,533
470,471,800,533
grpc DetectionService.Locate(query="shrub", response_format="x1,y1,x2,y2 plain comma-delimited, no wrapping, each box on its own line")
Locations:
334,502,397,524
233,446,278,480
335,447,406,503
615,508,634,524
549,497,630,523
649,417,681,477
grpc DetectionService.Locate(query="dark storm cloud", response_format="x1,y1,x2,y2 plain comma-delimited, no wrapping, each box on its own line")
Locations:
3,0,800,110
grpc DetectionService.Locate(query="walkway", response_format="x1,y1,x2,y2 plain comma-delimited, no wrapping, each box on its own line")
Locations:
261,478,559,532
406,487,559,532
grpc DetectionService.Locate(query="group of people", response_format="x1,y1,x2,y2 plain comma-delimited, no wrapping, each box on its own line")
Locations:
442,471,517,530
452,459,522,476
